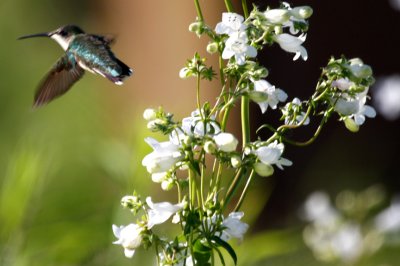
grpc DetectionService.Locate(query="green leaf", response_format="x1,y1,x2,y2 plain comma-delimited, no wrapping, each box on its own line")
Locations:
193,239,212,266
212,236,237,265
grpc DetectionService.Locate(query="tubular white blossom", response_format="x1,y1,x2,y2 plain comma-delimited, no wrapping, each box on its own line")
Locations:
274,33,308,61
146,197,185,229
112,223,143,258
215,12,247,35
255,141,292,169
264,9,290,24
222,32,257,65
221,212,249,241
251,79,288,113
142,138,182,174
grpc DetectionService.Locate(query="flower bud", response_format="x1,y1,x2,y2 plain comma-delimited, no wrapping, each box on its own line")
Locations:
231,155,242,168
253,162,274,177
179,67,192,79
213,132,238,152
264,9,290,24
349,64,373,79
344,117,360,133
249,91,268,103
143,108,157,121
204,140,217,154
161,179,174,191
290,6,313,19
206,42,219,54
121,195,140,208
188,21,203,33
274,25,283,35
254,67,269,78
147,118,165,131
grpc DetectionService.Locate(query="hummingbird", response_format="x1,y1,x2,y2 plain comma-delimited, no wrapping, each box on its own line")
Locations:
18,25,132,107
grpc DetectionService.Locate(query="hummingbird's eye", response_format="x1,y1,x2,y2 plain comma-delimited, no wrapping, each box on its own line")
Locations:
59,30,68,37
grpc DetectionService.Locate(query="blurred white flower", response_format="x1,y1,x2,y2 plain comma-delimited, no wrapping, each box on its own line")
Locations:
221,212,249,241
274,33,308,60
213,132,238,152
331,223,363,263
255,141,292,170
215,12,247,35
146,197,185,229
302,191,340,227
390,0,400,11
142,138,182,174
222,32,257,65
250,79,288,113
375,197,400,233
373,75,400,120
112,223,143,258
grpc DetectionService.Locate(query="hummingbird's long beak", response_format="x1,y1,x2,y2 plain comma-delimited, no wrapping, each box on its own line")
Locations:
17,32,51,40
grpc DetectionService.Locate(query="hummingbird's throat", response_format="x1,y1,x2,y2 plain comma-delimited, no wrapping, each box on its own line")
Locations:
50,35,70,51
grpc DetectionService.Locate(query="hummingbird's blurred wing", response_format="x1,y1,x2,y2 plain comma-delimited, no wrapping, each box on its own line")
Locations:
34,55,84,107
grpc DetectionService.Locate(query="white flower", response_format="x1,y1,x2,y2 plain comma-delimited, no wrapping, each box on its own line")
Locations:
373,75,400,120
112,223,143,258
213,132,238,152
374,197,400,233
251,79,288,113
255,141,292,170
221,212,249,241
146,197,185,229
335,90,376,125
274,33,308,61
222,32,257,65
332,78,354,91
170,110,221,145
264,9,290,24
215,12,247,35
142,138,182,174
151,172,168,183
282,97,310,125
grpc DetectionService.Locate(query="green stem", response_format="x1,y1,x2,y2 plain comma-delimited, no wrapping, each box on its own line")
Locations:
282,109,334,146
224,0,234,12
189,170,195,208
241,0,249,18
194,0,204,21
234,170,255,211
223,168,245,210
241,96,251,147
196,72,204,119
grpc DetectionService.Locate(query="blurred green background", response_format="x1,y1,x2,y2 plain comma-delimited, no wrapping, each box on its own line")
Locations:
1,0,400,265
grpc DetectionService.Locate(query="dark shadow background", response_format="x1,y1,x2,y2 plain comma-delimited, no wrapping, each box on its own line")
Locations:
249,0,400,229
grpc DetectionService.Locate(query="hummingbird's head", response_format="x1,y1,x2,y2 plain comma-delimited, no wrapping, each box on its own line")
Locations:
49,25,85,51
18,25,85,51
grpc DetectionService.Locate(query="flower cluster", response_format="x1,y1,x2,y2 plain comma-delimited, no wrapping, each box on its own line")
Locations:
302,187,400,264
113,2,376,265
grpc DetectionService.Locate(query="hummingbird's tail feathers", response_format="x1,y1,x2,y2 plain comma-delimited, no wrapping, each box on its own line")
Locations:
104,59,132,85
